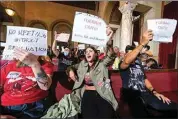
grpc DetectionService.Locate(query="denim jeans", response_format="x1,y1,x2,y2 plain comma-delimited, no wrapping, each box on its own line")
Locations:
121,88,178,118
1,97,52,119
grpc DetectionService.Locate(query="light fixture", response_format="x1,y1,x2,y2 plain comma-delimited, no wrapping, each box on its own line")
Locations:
5,8,15,16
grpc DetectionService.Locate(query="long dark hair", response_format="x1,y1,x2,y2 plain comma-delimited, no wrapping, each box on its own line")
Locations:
85,46,99,62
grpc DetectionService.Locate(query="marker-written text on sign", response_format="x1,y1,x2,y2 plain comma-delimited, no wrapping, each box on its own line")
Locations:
9,29,47,38
72,12,107,46
7,28,47,52
147,19,177,42
84,18,102,31
2,26,47,60
155,20,170,30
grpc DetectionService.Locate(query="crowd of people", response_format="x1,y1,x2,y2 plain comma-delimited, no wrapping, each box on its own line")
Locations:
0,26,177,119
45,40,161,72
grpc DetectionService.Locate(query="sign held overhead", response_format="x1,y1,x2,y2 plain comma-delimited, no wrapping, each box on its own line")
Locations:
147,19,177,43
72,12,108,46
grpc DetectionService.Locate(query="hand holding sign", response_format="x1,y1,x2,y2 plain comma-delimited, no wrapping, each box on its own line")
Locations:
106,26,114,45
13,47,39,67
55,31,70,43
2,26,47,60
140,30,153,46
72,12,107,46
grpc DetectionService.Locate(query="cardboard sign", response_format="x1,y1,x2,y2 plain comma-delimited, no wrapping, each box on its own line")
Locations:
56,33,70,42
78,44,85,49
147,19,177,43
72,12,108,46
2,26,47,60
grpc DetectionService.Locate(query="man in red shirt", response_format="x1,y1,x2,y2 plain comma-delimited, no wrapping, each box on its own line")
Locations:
0,48,53,119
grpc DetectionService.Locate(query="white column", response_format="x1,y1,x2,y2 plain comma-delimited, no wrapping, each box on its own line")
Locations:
119,1,137,52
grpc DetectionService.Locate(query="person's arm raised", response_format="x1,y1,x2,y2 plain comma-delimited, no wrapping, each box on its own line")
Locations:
13,48,52,90
52,31,60,57
103,26,118,66
120,30,153,70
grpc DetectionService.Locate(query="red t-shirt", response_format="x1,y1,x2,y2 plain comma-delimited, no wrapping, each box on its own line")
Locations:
0,61,53,106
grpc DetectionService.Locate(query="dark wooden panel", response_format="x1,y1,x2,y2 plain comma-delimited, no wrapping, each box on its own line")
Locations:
51,1,97,10
0,4,13,22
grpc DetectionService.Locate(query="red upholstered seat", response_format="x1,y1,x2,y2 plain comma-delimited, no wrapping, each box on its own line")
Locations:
146,71,178,92
55,82,72,101
51,69,178,117
146,70,178,103
110,70,178,103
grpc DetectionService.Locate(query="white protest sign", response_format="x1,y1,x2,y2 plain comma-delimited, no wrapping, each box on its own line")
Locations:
147,19,177,43
1,42,6,47
72,12,107,46
2,26,47,60
56,33,70,42
78,44,85,49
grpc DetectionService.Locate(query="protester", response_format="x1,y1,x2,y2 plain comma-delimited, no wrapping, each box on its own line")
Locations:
145,58,159,69
0,48,54,119
66,27,119,118
140,45,153,57
52,32,78,72
139,53,149,68
77,49,85,62
47,45,54,60
71,48,78,58
119,30,177,118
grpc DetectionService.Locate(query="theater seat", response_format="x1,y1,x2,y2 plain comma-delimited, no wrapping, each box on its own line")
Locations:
50,69,178,118
110,70,178,118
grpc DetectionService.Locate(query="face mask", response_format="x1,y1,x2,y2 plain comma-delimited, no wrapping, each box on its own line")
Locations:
64,51,69,56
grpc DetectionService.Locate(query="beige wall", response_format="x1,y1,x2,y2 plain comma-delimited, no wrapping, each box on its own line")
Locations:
1,1,96,46
24,1,95,27
98,1,119,24
98,1,108,18
24,1,95,46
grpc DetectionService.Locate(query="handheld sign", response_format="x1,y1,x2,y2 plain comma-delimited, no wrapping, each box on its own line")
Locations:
72,12,108,46
147,19,177,43
78,44,85,49
2,26,47,60
56,33,70,42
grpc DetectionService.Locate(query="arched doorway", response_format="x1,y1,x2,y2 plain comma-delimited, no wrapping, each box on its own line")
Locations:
27,20,48,30
108,1,122,48
50,20,73,49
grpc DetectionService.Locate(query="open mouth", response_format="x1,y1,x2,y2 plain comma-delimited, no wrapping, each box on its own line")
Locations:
87,55,91,59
